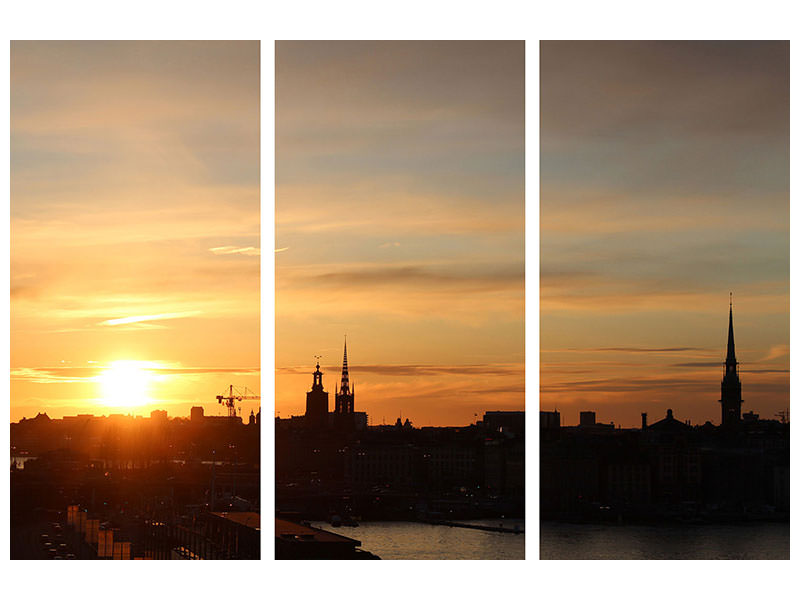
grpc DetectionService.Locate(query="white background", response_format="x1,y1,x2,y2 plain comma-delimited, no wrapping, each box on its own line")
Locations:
1,1,797,598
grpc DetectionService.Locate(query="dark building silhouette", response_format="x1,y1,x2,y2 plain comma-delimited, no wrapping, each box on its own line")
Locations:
10,407,261,559
540,299,789,524
305,360,330,429
579,411,596,427
298,341,367,431
482,410,525,434
334,340,355,427
540,410,561,430
720,298,743,426
276,341,525,536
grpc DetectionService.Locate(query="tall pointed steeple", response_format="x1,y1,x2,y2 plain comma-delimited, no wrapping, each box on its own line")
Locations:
334,337,354,417
726,293,736,363
340,337,350,395
720,294,742,427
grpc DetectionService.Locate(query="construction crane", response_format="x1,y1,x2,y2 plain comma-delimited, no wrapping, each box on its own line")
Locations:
216,385,260,418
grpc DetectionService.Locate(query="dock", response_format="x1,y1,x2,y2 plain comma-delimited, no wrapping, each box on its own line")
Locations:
426,520,523,534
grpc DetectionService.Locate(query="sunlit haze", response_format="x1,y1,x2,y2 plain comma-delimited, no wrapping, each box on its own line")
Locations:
276,41,524,426
540,41,789,427
11,41,260,422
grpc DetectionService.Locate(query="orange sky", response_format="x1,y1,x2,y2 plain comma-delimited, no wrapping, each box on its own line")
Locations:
10,41,260,422
541,42,789,427
275,41,525,426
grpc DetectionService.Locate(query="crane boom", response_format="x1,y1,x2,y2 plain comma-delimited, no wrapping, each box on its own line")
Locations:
216,384,261,418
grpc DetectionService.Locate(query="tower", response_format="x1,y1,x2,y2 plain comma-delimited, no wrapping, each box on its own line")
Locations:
305,357,329,428
334,339,355,424
720,296,742,426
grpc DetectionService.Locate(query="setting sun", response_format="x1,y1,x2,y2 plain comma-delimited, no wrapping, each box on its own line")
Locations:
98,361,154,408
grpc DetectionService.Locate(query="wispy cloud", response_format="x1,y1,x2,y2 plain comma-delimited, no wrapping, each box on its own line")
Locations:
278,363,523,378
761,344,790,362
11,367,98,384
302,264,523,288
12,364,260,384
209,245,260,256
98,311,202,327
563,347,706,354
541,373,788,396
277,185,522,237
277,262,524,324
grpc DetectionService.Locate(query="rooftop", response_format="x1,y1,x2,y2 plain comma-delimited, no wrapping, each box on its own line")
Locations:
275,518,360,546
210,511,260,530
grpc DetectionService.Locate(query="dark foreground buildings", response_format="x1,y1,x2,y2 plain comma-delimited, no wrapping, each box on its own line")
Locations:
275,342,524,558
11,408,260,559
541,303,789,523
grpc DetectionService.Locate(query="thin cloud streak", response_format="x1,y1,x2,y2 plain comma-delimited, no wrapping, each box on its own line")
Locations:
12,365,260,384
541,373,787,396
762,344,790,361
559,346,707,354
301,264,523,288
278,363,523,377
98,311,202,327
209,246,260,256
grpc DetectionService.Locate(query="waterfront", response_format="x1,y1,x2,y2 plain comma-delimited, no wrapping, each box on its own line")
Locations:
541,521,789,560
312,520,525,560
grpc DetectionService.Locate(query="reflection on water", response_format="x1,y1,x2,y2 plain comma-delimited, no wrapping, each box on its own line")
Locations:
312,520,525,560
541,522,789,560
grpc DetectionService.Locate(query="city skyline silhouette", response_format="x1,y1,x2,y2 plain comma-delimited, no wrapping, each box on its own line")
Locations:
540,39,788,561
540,297,788,559
275,40,525,560
276,337,525,559
10,40,261,561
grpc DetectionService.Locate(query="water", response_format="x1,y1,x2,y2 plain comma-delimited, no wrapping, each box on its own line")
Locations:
540,521,789,559
312,520,525,560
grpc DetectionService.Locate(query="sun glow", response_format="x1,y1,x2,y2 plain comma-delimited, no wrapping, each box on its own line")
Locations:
98,360,156,408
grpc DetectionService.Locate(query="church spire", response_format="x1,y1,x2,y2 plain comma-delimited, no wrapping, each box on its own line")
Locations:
334,337,355,417
340,337,350,395
726,293,736,363
720,294,742,427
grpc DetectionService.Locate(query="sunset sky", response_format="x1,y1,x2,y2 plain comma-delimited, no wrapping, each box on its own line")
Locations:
276,41,524,426
11,41,260,422
541,41,789,427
